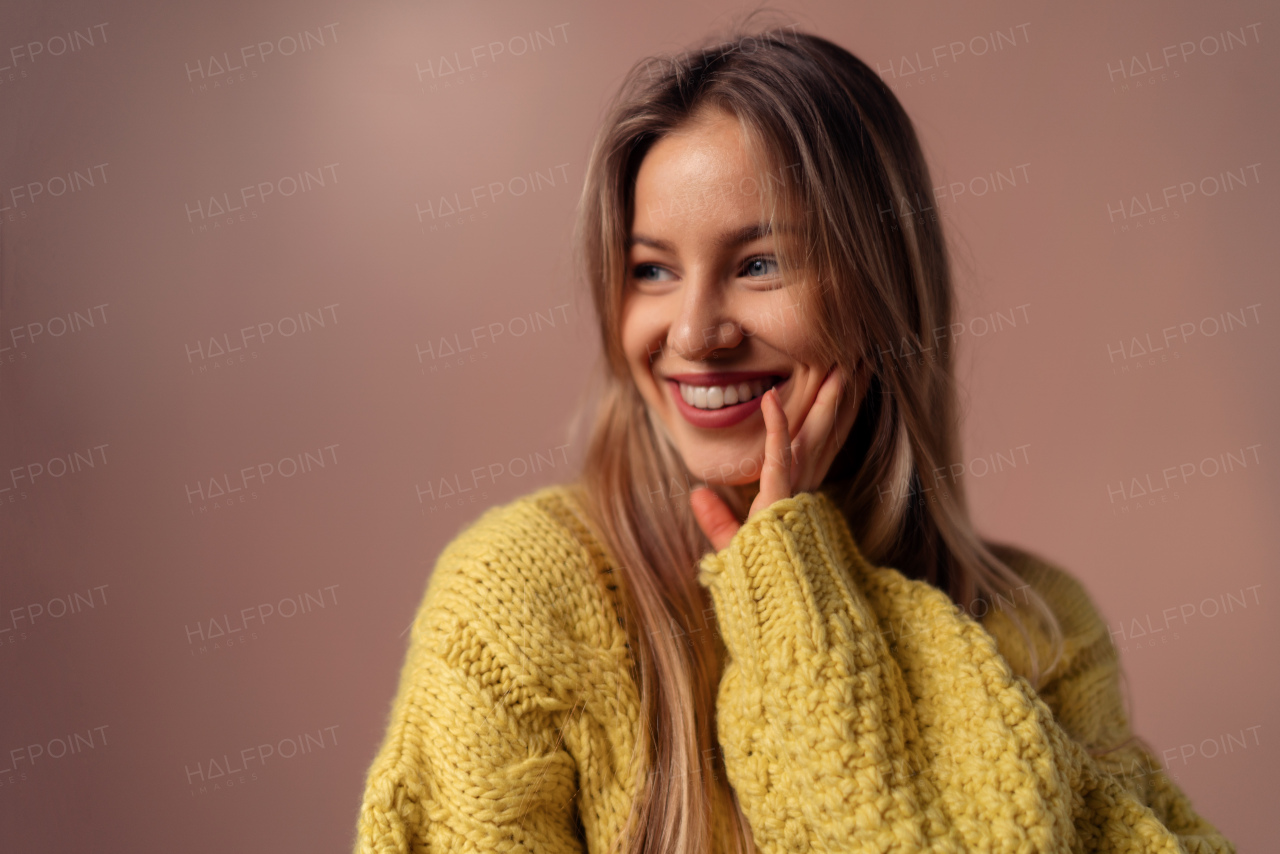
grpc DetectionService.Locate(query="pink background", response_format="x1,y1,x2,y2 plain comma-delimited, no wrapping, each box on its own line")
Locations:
1,0,1274,849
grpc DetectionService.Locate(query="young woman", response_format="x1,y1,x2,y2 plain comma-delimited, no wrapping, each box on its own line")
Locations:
353,27,1234,854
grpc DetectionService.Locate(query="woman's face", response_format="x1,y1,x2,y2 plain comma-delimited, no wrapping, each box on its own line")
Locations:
621,109,837,488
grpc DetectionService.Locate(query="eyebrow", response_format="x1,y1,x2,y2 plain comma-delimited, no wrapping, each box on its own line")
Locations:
628,222,782,252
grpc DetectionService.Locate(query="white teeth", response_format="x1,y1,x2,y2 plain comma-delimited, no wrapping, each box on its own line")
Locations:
676,377,778,410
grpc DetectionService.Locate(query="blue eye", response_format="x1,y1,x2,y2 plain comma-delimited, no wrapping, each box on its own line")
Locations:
742,256,779,277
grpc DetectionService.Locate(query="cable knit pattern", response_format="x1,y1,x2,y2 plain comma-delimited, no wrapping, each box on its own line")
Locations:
352,484,1234,853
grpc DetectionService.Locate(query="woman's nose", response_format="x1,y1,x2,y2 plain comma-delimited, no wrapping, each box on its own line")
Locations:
667,275,744,360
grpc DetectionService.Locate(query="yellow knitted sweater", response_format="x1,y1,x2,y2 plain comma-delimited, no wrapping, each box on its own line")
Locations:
352,484,1234,853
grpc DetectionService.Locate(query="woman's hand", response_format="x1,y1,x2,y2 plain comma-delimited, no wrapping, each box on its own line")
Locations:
691,365,860,551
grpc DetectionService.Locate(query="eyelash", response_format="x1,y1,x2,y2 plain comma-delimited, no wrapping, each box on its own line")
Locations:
631,256,781,283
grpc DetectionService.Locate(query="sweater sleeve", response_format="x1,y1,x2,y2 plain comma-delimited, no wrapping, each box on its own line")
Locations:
352,548,585,853
696,491,960,851
696,491,1237,854
1052,639,1235,853
984,555,1236,853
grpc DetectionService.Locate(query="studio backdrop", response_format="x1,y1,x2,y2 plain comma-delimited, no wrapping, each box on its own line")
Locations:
0,0,1275,850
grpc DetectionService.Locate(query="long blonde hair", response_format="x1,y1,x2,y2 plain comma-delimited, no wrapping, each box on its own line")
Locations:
571,22,1062,854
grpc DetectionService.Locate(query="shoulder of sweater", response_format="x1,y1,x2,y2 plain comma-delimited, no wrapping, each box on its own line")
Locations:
432,481,603,582
983,540,1110,644
414,482,619,658
979,541,1120,688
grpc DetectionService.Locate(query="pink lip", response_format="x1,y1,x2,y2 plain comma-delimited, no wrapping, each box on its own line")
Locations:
663,373,788,429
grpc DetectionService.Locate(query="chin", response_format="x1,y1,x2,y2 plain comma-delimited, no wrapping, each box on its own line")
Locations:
677,441,764,487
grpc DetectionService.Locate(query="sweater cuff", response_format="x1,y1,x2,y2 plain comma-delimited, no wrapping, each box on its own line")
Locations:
694,492,855,665
695,492,819,587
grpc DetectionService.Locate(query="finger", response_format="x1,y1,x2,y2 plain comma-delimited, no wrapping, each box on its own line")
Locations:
831,365,862,453
690,486,740,552
752,388,792,518
805,368,861,492
790,367,844,492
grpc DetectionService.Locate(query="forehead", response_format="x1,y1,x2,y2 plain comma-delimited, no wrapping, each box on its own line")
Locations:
631,110,775,235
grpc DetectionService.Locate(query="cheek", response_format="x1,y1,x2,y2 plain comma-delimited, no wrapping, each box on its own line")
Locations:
620,301,661,373
766,290,827,362
742,308,818,364
619,312,655,396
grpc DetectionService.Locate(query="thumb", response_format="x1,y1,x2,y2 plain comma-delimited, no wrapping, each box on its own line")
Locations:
690,487,740,552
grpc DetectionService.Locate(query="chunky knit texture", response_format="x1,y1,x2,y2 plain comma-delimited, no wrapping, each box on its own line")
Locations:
352,484,1234,853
